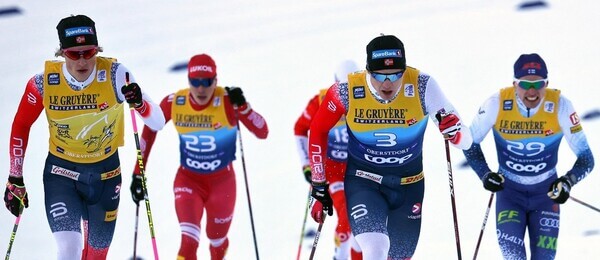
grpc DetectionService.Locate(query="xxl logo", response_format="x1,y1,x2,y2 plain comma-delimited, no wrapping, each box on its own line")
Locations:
364,154,412,165
537,235,557,250
186,158,221,171
506,161,547,173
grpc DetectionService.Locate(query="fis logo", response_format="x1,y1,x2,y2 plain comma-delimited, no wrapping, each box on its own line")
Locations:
353,86,365,99
48,73,60,85
544,101,555,113
176,96,186,105
97,70,107,82
404,84,414,97
503,100,513,111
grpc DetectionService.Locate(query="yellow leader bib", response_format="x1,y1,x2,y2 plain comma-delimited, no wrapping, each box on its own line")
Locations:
43,57,124,163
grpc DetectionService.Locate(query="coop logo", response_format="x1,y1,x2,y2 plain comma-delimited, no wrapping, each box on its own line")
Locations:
506,161,546,173
185,158,221,171
364,154,412,165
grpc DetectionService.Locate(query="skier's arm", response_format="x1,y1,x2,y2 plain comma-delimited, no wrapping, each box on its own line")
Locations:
115,64,165,131
133,94,173,174
294,95,320,168
224,91,269,139
463,94,499,179
10,76,44,178
556,96,594,185
424,75,473,149
309,84,345,184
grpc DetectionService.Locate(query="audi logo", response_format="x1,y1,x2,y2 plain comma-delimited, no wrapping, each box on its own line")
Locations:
539,218,559,228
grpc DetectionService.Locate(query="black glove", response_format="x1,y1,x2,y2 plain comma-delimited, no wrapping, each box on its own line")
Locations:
121,83,143,107
311,183,333,216
4,177,28,217
225,86,247,107
302,165,311,183
130,174,146,205
547,176,572,204
482,172,505,192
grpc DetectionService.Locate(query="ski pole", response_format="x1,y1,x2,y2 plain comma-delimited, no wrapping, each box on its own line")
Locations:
133,203,140,260
125,72,159,260
443,138,463,260
4,204,24,260
308,212,325,260
472,193,494,260
234,110,260,259
296,188,312,260
570,196,600,213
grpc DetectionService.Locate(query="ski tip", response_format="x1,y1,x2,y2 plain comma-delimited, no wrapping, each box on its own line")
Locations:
304,228,317,238
170,61,188,72
583,229,600,237
582,109,600,120
459,160,469,169
517,1,549,11
0,7,21,18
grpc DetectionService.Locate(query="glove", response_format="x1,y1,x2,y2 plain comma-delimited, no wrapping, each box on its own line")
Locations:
121,83,143,108
547,176,572,204
225,86,247,107
4,177,28,217
436,112,462,144
482,172,505,192
302,165,311,183
130,174,146,205
310,183,333,223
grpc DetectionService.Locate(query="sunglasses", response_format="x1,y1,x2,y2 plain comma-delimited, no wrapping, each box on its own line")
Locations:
63,47,98,60
515,79,548,90
370,71,404,83
189,77,215,88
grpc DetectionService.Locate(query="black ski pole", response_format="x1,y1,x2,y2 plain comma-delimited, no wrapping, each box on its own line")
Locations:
234,110,260,259
472,193,494,260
